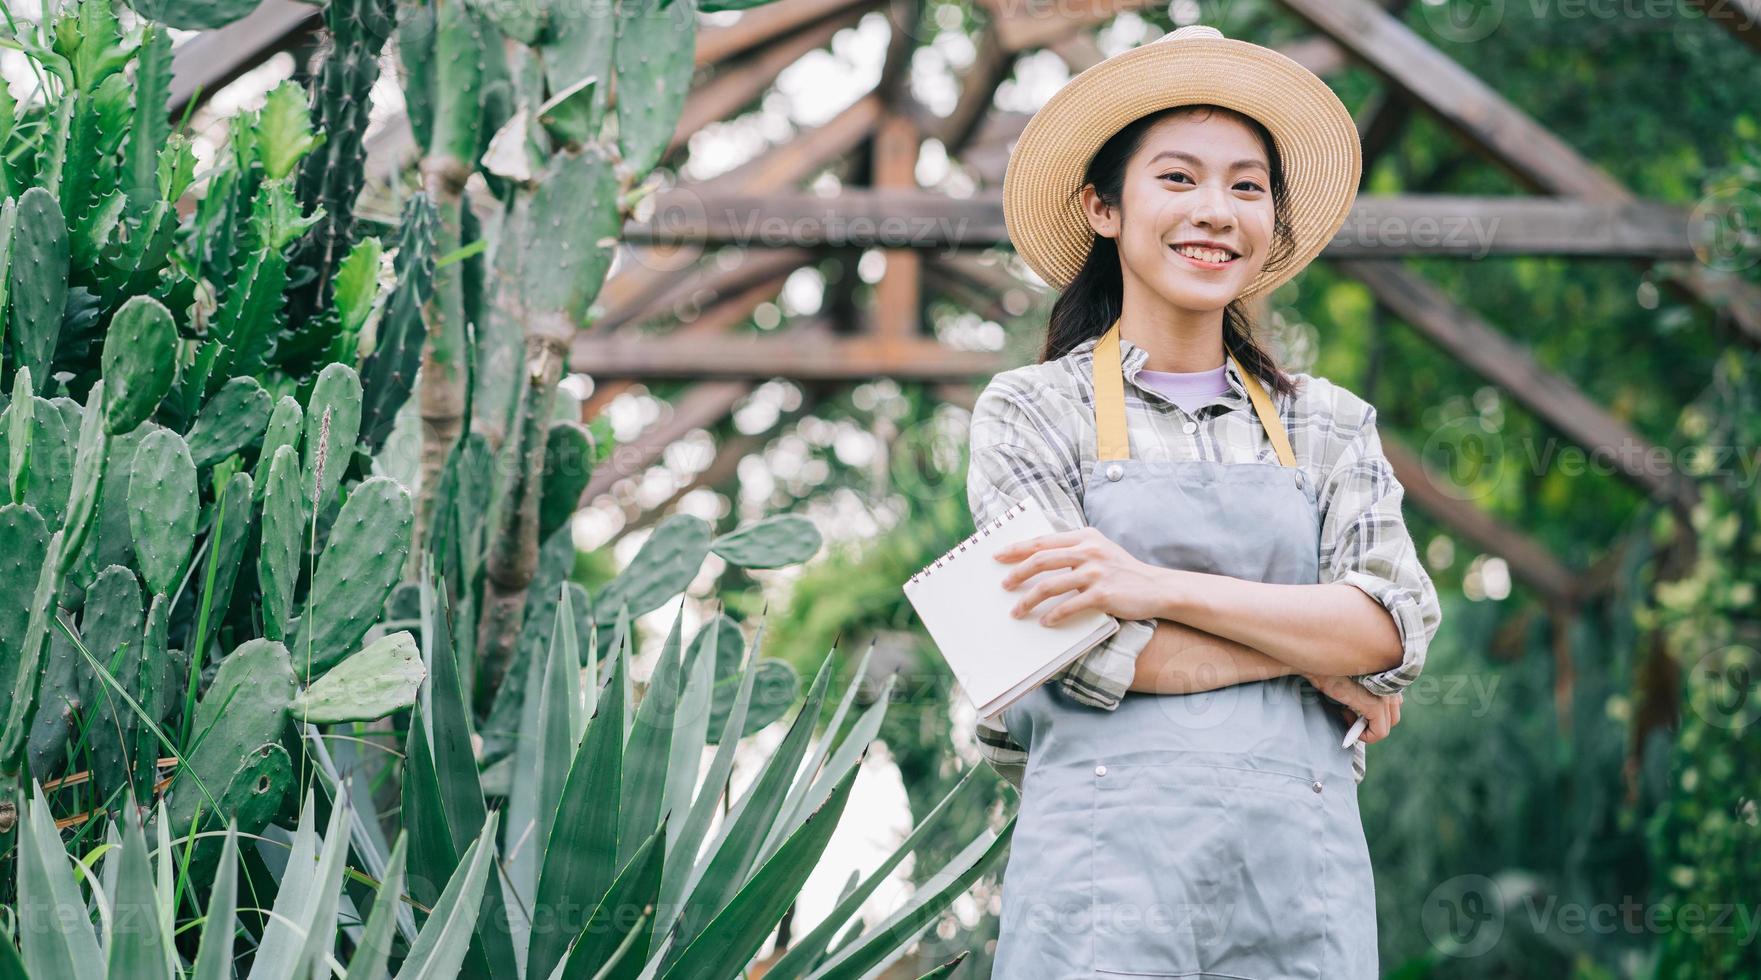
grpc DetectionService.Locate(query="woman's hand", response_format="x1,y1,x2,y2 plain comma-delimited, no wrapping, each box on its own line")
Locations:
994,525,1171,625
1300,672,1403,744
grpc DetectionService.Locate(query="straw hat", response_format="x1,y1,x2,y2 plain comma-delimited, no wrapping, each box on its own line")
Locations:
1001,23,1362,301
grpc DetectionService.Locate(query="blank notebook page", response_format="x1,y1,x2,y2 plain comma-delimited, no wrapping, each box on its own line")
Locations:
902,496,1120,723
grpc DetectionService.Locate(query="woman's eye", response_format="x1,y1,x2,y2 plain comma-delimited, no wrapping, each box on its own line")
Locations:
1237,180,1265,192
1159,172,1191,184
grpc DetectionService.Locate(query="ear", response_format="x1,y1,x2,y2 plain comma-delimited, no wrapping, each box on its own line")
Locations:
1078,184,1118,239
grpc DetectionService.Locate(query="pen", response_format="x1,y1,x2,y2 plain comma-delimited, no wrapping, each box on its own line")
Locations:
1342,715,1369,749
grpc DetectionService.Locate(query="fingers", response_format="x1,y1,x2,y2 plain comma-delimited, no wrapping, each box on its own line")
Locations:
992,528,1088,563
1007,570,1091,623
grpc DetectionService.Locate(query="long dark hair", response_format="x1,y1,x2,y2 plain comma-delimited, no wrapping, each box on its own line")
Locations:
1040,104,1300,399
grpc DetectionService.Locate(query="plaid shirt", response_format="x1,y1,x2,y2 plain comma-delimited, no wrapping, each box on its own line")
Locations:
966,332,1443,788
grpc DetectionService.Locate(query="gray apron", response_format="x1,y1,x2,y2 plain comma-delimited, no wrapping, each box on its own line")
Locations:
991,320,1378,979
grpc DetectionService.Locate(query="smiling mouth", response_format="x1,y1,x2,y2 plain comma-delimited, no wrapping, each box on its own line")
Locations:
1169,243,1240,267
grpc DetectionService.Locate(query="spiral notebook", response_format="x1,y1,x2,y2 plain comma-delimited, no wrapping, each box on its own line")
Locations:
902,496,1121,726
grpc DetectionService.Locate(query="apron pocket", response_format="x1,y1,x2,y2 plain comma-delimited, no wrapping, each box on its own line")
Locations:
1090,761,1326,979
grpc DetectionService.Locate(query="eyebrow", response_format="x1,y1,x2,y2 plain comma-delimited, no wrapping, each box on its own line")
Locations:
1148,150,1268,172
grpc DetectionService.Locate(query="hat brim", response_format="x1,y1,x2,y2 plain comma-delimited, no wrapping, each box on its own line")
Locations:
1002,35,1362,301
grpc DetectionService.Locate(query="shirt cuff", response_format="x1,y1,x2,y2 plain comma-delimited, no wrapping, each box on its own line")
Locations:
1338,570,1429,697
975,716,1028,791
1055,617,1157,710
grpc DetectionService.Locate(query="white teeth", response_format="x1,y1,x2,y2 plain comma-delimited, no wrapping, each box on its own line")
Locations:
1173,244,1235,263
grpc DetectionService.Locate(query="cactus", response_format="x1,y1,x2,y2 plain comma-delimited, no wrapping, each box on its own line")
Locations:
614,0,698,183
128,0,267,30
126,428,196,598
291,630,424,724
78,564,143,807
9,188,69,382
99,295,177,435
538,420,594,537
4,369,34,503
358,193,436,455
257,445,302,642
302,363,362,507
133,592,170,802
290,476,413,675
165,637,298,834
280,0,397,371
0,503,51,712
710,514,824,569
199,471,256,640
592,514,714,626
183,376,271,468
251,395,303,497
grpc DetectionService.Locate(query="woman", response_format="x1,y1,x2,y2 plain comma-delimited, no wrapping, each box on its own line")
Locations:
966,23,1445,979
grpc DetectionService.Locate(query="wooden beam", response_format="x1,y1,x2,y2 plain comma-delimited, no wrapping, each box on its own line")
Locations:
978,0,1159,52
872,112,924,339
1276,0,1761,342
696,0,880,65
1381,435,1581,605
623,189,1699,258
573,321,1007,379
578,381,756,507
1336,259,1698,509
933,24,1018,154
673,3,878,160
168,0,322,118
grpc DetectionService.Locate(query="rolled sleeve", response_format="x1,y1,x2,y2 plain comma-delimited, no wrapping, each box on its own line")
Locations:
1317,406,1443,698
975,714,1028,790
962,382,1151,761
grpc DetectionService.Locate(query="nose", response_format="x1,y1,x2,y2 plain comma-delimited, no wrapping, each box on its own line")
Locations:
1187,180,1236,233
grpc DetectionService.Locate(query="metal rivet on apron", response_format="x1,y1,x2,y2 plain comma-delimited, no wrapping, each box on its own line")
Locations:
1181,420,1198,435
1105,463,1123,482
1311,780,1323,793
1294,470,1305,488
1095,764,1108,776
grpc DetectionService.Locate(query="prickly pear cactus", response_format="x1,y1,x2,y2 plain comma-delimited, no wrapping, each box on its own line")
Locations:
126,428,197,598
165,638,298,834
184,376,271,468
290,476,413,675
99,295,176,434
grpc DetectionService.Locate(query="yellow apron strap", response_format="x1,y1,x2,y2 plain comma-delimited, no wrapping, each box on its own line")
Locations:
1092,318,1130,461
1091,316,1297,468
1230,352,1297,468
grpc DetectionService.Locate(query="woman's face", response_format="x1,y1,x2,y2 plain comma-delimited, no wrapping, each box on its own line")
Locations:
1082,112,1276,313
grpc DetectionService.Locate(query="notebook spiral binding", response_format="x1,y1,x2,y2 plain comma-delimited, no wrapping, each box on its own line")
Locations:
903,498,1030,589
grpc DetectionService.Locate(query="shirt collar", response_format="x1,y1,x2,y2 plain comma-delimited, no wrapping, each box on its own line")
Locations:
1073,332,1252,415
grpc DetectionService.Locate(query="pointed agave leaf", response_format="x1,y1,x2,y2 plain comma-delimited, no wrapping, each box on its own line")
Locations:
529,643,629,980
763,770,994,980
756,643,881,866
508,584,585,936
16,782,104,978
801,821,1016,980
345,831,408,980
660,605,719,857
555,815,668,980
653,621,767,941
247,790,322,980
399,811,502,978
658,756,864,980
617,607,684,868
107,803,172,979
190,821,241,980
666,650,839,956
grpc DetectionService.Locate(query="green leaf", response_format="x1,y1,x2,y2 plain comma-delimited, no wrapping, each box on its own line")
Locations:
190,822,241,980
16,782,104,978
344,831,408,980
400,811,501,978
107,804,172,979
291,630,424,725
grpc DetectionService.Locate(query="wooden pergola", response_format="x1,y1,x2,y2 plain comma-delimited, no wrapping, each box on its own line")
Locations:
175,0,1756,759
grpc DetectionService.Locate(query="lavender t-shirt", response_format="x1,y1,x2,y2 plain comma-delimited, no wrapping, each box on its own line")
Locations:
1136,363,1230,414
